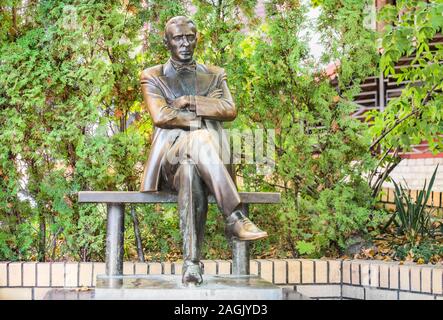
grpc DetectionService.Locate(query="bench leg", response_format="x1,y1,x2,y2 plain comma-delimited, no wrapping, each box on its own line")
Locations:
106,203,125,278
232,204,250,275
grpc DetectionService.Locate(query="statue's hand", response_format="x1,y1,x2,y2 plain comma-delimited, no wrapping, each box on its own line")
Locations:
171,96,190,110
207,89,223,98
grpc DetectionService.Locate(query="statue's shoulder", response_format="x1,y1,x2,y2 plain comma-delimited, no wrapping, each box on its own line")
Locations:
140,64,163,81
198,63,226,76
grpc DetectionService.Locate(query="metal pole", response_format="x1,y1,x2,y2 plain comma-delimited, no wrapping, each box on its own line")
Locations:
105,203,125,287
232,204,250,275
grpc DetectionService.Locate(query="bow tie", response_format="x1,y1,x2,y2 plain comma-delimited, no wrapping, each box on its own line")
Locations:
170,58,197,73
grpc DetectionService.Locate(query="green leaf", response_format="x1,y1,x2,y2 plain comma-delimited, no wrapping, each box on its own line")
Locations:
296,241,316,255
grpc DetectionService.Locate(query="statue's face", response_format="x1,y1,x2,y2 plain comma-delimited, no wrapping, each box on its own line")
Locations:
165,22,197,63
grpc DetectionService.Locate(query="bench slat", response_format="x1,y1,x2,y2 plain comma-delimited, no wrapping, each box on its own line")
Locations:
78,191,280,204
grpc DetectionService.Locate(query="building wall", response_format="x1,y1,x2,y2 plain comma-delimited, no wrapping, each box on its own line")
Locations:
1,259,442,300
384,157,443,192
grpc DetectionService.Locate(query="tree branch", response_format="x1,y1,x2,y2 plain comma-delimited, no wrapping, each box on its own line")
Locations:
370,84,438,151
368,145,393,186
370,109,419,151
371,147,401,198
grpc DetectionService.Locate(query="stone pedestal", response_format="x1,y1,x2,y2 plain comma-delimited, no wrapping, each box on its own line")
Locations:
94,275,283,300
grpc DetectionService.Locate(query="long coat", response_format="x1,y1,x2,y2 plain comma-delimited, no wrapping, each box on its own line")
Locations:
139,59,237,192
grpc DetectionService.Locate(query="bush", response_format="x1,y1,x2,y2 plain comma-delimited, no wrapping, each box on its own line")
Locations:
0,0,384,261
391,166,441,245
394,241,443,264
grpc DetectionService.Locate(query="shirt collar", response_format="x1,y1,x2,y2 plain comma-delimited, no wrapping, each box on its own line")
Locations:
169,58,197,73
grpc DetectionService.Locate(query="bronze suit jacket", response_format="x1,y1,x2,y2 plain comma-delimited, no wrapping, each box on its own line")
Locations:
139,59,237,192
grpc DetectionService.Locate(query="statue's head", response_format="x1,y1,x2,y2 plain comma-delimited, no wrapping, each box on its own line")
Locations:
163,16,197,63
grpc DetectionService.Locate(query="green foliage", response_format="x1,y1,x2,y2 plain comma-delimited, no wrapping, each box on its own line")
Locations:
0,0,386,261
296,240,316,255
377,165,443,263
394,241,443,264
368,1,443,192
367,1,443,259
308,182,385,254
390,165,441,245
0,0,184,261
213,0,383,257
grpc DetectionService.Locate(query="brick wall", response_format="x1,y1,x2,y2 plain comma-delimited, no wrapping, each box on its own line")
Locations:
0,259,442,300
341,260,443,300
379,158,443,214
380,187,443,214
383,157,443,191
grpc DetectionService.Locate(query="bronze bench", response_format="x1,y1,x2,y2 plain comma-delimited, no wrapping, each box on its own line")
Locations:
78,191,280,278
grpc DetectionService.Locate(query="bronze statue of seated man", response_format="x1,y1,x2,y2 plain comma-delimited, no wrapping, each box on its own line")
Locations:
139,16,267,286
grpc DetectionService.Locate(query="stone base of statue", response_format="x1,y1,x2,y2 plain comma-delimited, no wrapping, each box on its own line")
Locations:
43,276,308,300
94,274,283,300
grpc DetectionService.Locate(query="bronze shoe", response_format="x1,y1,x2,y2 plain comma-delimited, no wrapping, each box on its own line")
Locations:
225,211,268,241
182,261,203,286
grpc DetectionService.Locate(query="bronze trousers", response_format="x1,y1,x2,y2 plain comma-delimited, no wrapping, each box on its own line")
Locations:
161,129,241,263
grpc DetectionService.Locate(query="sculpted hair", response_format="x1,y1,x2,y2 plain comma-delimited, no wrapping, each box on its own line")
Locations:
164,16,197,39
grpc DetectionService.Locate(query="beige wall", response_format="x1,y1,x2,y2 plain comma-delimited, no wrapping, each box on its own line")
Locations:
0,259,442,300
384,158,443,192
